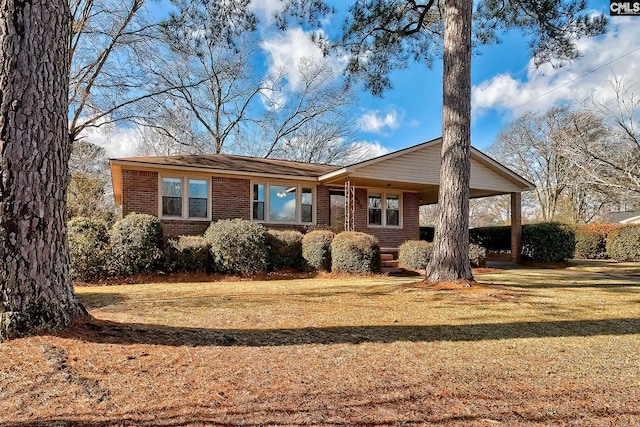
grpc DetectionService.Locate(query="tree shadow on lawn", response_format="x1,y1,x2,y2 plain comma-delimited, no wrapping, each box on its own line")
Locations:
60,317,640,348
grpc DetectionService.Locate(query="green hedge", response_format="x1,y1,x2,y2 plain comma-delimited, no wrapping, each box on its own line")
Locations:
109,213,163,276
606,225,640,262
574,224,625,259
205,219,269,274
331,232,380,274
399,240,432,270
68,216,110,281
469,226,511,252
302,230,334,271
163,236,211,273
267,229,304,271
522,222,575,263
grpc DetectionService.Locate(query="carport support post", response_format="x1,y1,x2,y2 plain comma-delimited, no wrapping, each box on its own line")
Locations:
510,192,522,263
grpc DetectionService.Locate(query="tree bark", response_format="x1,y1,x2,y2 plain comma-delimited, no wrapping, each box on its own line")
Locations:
425,0,474,283
1,0,86,340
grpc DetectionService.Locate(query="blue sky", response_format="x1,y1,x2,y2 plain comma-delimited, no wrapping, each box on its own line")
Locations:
96,0,640,159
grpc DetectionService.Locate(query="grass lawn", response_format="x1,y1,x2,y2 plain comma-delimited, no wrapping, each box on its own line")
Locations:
1,261,639,426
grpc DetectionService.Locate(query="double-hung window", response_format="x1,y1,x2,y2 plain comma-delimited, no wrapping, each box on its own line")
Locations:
160,176,210,220
368,191,401,227
252,182,314,224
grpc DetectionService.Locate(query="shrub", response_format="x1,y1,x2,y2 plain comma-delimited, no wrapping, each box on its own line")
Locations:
399,240,433,270
204,219,268,274
68,216,110,281
267,229,304,271
163,236,211,273
331,232,380,274
468,243,487,268
574,223,625,259
302,230,334,271
574,228,605,259
606,225,640,262
522,222,575,263
109,213,163,276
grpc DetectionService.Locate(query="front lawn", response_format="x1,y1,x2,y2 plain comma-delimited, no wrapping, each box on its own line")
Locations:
1,262,639,425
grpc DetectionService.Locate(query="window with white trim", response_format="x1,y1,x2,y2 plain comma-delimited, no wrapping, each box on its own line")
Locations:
160,176,210,220
251,182,314,224
367,191,401,227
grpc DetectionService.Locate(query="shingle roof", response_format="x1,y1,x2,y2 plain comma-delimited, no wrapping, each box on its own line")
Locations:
113,153,341,178
602,211,640,223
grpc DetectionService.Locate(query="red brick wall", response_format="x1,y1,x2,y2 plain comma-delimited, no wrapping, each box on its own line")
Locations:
161,220,210,237
211,176,251,221
122,169,158,216
121,168,419,244
316,185,331,227
353,189,419,247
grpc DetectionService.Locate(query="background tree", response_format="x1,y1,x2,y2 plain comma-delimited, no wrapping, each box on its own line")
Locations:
490,107,574,222
1,0,86,340
255,58,358,162
568,78,640,198
67,140,117,222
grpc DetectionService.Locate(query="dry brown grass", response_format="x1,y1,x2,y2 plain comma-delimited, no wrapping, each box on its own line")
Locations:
1,261,640,426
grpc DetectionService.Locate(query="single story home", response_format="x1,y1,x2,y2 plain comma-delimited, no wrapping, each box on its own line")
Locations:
602,211,640,225
110,137,534,262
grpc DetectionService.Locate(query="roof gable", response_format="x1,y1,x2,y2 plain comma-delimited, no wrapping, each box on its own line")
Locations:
322,138,534,192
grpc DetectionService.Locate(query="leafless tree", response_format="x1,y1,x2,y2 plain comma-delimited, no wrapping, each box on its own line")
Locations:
254,58,358,163
568,77,640,198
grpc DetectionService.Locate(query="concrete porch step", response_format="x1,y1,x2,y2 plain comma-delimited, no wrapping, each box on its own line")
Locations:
381,259,399,268
381,267,404,274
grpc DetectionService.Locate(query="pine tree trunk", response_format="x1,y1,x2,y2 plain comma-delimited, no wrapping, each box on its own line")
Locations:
0,0,87,340
425,0,474,283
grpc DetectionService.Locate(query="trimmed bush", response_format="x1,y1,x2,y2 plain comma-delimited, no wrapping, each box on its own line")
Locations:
606,225,640,262
163,236,211,273
109,213,163,276
267,229,304,271
469,243,487,268
574,228,605,259
204,219,269,274
399,240,433,270
522,222,575,263
331,232,380,274
68,216,110,281
302,230,334,271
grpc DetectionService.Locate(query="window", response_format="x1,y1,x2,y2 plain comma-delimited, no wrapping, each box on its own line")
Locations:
162,177,182,217
367,192,401,227
386,195,400,226
301,188,313,223
368,194,382,225
270,185,297,222
160,176,209,220
252,184,265,220
252,182,314,224
188,179,208,218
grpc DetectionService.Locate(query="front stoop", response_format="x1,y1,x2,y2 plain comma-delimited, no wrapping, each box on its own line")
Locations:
380,248,403,274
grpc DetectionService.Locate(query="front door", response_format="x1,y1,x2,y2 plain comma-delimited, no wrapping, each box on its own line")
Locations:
329,190,345,232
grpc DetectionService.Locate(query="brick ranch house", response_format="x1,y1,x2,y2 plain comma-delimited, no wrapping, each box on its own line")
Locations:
110,138,534,262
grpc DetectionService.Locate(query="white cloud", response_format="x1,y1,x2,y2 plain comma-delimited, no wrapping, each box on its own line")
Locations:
357,109,401,134
261,27,327,89
343,141,390,164
472,17,640,118
78,121,140,159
